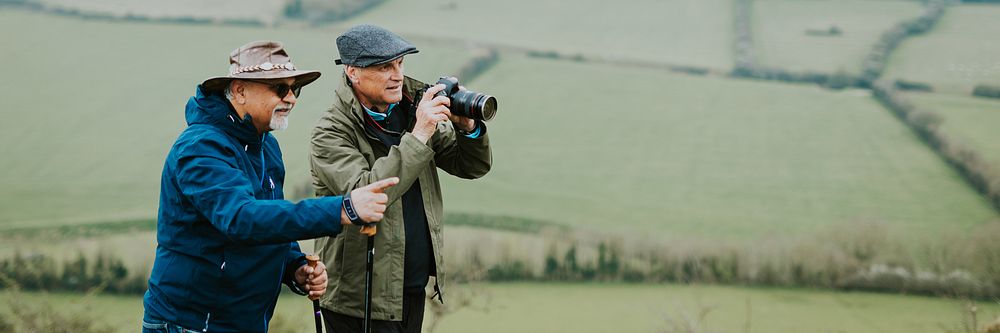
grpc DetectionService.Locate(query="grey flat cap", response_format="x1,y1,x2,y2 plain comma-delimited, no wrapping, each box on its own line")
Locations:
335,24,418,67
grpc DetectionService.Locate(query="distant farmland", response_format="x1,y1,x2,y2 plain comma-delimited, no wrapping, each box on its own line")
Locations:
337,0,735,70
441,53,997,240
907,92,1000,167
3,2,1000,332
0,11,476,228
753,0,923,74
885,4,1000,94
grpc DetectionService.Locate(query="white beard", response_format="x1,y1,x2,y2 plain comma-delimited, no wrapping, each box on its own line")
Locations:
269,113,288,131
269,105,292,131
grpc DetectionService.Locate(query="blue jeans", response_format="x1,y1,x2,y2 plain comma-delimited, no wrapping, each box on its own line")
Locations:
141,319,201,333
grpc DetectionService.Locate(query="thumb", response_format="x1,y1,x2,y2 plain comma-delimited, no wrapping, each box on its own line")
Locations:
367,177,400,193
422,84,446,102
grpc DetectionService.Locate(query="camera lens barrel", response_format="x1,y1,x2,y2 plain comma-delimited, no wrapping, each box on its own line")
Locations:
433,76,497,121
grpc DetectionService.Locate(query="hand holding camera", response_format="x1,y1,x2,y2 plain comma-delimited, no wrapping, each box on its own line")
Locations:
413,77,497,144
413,84,452,144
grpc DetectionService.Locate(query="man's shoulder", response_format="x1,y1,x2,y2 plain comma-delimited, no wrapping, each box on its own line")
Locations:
172,125,240,159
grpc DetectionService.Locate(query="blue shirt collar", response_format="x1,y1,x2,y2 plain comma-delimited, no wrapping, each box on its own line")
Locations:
364,103,397,121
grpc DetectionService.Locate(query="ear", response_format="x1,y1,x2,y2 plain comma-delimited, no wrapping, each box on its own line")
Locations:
231,81,247,105
345,66,359,84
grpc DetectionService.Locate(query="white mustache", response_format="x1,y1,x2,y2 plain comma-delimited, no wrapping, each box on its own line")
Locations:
273,104,293,113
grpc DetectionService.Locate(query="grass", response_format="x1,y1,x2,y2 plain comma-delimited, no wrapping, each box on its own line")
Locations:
19,0,285,24
0,9,476,229
332,0,734,70
884,4,1000,95
2,284,997,333
438,53,997,240
906,92,1000,167
752,0,924,74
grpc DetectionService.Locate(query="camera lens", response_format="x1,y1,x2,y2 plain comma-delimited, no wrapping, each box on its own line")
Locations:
452,90,497,121
476,94,497,121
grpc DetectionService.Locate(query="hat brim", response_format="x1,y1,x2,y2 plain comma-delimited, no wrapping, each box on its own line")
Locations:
202,70,322,92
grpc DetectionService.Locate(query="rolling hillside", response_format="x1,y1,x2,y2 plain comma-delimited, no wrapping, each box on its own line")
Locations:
0,10,477,228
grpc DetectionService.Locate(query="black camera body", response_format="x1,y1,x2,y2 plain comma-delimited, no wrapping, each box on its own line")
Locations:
432,76,497,121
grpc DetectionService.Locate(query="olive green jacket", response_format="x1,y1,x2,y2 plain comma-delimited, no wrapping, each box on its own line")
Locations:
309,73,492,321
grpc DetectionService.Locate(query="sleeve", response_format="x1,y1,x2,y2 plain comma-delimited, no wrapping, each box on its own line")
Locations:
176,140,345,244
310,118,435,205
282,241,309,294
430,120,492,179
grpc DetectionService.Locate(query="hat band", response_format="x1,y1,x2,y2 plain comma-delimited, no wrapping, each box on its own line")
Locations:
231,62,296,75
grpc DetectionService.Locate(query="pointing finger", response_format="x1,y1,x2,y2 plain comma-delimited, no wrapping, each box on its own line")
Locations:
368,177,400,193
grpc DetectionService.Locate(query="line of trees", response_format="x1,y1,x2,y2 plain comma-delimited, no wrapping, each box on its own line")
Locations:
732,0,755,77
0,252,147,294
973,84,1000,99
860,0,950,87
731,0,953,91
283,0,386,24
872,80,1000,211
3,219,999,300
0,0,268,26
447,220,1000,300
455,48,500,84
730,0,863,89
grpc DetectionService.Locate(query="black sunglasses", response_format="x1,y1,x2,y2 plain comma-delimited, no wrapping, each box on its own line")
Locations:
248,80,303,98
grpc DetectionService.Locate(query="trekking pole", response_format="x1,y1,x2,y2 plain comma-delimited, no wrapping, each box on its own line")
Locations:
361,225,377,333
305,255,324,333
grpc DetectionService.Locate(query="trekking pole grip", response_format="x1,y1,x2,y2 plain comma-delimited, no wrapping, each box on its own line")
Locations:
305,255,324,333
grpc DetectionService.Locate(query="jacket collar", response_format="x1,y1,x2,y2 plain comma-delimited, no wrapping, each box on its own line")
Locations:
186,85,262,146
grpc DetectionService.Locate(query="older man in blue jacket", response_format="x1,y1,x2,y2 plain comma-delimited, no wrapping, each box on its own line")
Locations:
142,40,398,333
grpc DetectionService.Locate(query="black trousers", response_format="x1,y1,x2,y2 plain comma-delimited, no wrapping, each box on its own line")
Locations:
322,290,426,333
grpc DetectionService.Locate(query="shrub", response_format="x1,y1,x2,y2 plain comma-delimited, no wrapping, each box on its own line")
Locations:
973,84,1000,99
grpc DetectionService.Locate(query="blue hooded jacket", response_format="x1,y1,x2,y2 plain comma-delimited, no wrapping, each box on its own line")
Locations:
143,86,344,332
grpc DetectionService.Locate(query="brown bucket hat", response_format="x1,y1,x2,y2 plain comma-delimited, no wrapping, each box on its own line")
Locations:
202,40,321,92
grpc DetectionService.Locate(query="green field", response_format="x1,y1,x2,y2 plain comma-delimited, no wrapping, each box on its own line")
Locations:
3,4,1000,332
3,284,997,333
907,92,1000,167
438,53,997,240
3,1,994,241
334,0,734,70
0,10,476,228
884,4,1000,95
26,0,285,23
753,0,923,74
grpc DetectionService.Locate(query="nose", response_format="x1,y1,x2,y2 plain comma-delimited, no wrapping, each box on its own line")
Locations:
389,63,403,81
282,89,297,104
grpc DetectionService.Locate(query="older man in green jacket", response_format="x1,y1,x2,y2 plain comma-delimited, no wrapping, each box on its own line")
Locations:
309,24,492,333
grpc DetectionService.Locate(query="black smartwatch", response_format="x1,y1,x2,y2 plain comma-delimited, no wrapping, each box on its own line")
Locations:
343,193,366,226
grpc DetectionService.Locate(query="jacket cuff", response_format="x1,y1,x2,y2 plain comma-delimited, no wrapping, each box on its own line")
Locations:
288,280,309,296
457,120,485,139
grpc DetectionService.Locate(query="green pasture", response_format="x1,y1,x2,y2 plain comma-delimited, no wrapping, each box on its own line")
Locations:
439,53,997,240
0,10,475,229
3,284,997,333
335,0,734,70
1,8,997,240
25,0,285,24
907,92,1000,167
884,4,1000,95
752,0,924,74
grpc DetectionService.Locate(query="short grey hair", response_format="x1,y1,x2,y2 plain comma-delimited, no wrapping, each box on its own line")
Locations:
224,81,235,101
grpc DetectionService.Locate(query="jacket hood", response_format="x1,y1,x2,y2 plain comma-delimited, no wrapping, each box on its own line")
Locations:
186,85,261,145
